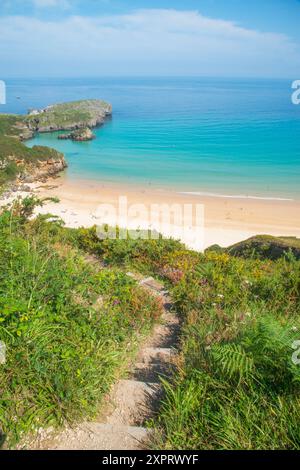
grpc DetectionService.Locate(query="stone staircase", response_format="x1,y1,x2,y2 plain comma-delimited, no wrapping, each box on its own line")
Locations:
42,274,180,450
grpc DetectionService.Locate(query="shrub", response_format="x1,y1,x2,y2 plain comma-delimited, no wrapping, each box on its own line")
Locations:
0,201,162,447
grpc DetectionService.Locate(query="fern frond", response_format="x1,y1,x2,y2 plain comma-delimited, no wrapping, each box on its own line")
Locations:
211,343,254,380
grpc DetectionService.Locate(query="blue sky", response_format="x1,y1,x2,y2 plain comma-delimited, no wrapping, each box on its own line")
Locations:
0,0,300,77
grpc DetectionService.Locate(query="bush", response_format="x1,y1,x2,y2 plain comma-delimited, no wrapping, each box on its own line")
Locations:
154,251,300,449
0,200,162,447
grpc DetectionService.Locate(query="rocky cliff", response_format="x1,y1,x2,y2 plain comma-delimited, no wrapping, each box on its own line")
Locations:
0,99,112,190
24,99,112,137
17,154,67,184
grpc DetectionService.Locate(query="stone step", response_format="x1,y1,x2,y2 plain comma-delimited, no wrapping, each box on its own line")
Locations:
150,323,180,348
139,277,165,292
126,272,166,294
52,423,151,450
126,273,173,309
132,362,175,382
126,271,144,281
107,380,162,426
138,347,176,364
161,311,179,323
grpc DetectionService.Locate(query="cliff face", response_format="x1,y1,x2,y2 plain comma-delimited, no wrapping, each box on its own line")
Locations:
17,156,67,184
0,114,67,187
0,143,67,188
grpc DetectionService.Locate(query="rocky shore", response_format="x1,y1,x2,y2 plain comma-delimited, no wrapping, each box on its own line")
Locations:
58,127,95,141
0,99,112,192
24,99,112,137
19,157,67,183
0,155,67,201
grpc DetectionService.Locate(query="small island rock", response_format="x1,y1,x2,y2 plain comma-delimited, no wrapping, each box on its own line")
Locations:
58,127,96,142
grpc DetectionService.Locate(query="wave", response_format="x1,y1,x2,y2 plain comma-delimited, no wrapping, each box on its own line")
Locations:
178,191,294,201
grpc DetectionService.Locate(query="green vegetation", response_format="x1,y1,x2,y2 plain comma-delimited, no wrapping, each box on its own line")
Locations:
206,234,300,260
154,251,300,449
73,227,300,449
0,200,299,449
0,198,162,448
0,114,21,137
0,160,18,187
0,115,64,189
0,99,112,189
25,99,112,132
226,234,300,260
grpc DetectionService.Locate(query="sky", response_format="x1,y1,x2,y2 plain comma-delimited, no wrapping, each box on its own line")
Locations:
0,0,300,78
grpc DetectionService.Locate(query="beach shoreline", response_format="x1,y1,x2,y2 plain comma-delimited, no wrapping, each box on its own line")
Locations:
2,173,300,251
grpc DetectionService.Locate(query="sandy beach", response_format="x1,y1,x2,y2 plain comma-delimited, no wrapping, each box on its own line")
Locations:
3,173,299,251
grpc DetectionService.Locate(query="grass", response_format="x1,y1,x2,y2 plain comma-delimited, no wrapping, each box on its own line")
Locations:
25,99,111,130
1,201,299,449
206,234,300,260
0,99,111,188
0,115,64,189
0,115,21,137
153,251,300,449
69,226,300,449
0,198,162,448
226,235,300,260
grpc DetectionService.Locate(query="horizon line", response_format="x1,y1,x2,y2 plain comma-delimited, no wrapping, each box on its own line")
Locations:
2,75,297,81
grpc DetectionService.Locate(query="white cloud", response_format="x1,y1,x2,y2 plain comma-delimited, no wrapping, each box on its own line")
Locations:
0,9,299,77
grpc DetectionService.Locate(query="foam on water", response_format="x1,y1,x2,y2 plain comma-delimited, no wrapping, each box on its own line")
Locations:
179,192,294,201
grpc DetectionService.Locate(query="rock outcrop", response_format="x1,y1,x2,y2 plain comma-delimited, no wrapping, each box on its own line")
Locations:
13,122,35,141
227,235,300,260
19,157,67,183
24,99,112,136
206,235,300,260
58,127,95,142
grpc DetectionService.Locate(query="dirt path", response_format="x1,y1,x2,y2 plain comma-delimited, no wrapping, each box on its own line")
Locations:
35,272,180,450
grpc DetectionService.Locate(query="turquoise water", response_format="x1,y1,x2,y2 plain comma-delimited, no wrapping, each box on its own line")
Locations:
5,77,300,199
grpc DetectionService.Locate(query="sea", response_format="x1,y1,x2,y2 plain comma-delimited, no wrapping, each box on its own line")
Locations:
3,77,300,200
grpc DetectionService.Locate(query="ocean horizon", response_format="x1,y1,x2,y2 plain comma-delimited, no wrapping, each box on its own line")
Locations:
4,77,300,200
